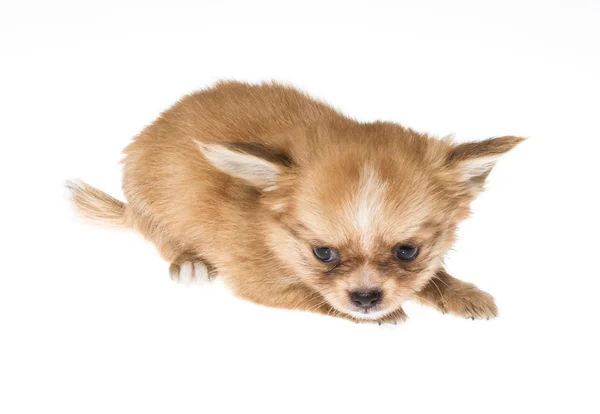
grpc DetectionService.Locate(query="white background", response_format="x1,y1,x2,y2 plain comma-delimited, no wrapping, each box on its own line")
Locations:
1,1,599,413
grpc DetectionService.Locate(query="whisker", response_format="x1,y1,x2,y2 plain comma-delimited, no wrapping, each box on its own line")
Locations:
429,278,445,302
432,273,450,288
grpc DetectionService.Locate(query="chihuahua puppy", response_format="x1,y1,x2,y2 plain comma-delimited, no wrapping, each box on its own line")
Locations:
68,81,523,324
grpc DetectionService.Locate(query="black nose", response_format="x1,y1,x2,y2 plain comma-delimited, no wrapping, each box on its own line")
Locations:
350,290,382,309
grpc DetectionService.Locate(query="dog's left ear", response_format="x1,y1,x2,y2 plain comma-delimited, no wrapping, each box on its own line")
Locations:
445,136,525,194
196,141,293,189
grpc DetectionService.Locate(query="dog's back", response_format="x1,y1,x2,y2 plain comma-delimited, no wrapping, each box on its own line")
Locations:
120,81,337,263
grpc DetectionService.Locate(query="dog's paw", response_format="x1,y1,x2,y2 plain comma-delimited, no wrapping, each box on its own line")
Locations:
444,288,498,320
169,261,211,286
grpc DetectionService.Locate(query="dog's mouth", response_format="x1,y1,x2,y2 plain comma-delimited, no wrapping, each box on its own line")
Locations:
321,291,402,321
344,307,391,321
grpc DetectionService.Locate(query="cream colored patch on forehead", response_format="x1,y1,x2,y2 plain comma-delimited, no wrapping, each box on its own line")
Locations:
296,164,433,248
350,165,387,249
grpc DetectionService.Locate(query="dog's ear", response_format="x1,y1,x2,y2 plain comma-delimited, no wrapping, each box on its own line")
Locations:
444,136,525,195
196,142,293,189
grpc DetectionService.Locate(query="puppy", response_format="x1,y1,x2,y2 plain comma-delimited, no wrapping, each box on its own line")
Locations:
68,81,523,324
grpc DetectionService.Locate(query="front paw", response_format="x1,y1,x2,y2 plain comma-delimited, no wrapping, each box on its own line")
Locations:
443,287,498,320
169,261,212,286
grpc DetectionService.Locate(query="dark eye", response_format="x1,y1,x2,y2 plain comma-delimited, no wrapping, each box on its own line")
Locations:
312,246,338,263
394,245,419,262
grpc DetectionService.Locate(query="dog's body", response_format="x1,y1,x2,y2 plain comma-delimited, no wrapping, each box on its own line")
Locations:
69,81,523,323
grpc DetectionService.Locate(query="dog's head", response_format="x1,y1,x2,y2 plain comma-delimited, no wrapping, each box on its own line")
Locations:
198,121,523,320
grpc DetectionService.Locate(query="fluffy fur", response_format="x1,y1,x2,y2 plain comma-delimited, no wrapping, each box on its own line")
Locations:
68,81,523,324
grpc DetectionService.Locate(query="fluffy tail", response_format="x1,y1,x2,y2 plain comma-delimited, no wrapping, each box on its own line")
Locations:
66,180,127,227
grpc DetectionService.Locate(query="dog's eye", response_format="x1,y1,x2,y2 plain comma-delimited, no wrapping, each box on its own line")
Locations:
393,245,419,262
312,246,338,263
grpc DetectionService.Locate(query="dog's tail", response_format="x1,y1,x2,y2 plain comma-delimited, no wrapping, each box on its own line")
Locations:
66,180,128,227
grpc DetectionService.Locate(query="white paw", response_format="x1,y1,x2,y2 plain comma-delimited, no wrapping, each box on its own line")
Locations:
170,261,211,286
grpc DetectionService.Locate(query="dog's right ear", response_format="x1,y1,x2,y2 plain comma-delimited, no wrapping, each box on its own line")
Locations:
443,135,525,197
196,142,293,190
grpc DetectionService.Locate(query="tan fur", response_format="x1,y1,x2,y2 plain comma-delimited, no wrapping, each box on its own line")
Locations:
66,180,126,227
68,81,523,323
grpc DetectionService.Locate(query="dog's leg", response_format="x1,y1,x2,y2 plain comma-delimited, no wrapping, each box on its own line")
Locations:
169,252,217,286
413,269,498,319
